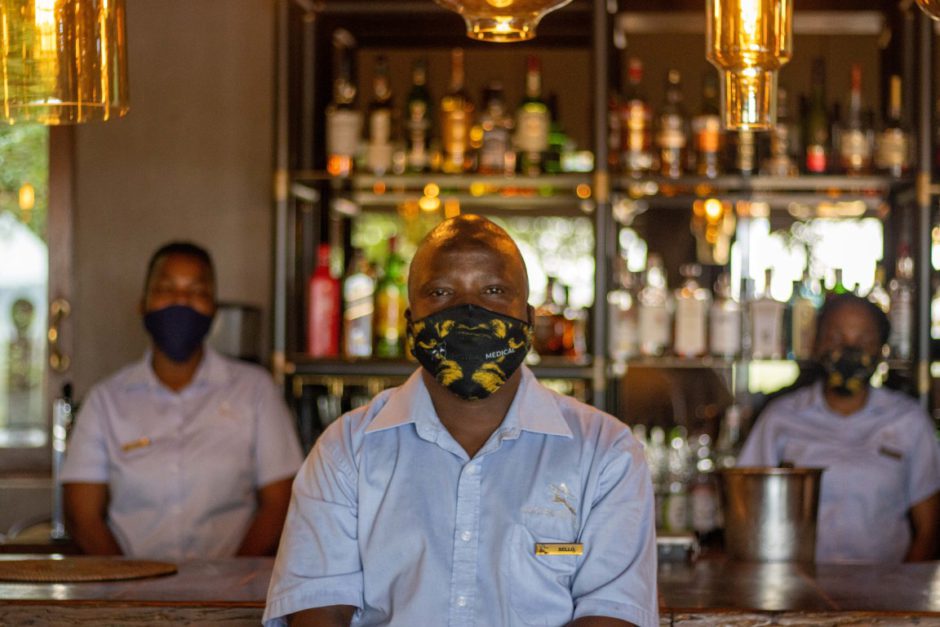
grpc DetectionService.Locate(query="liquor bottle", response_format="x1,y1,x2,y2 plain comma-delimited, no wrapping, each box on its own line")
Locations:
867,265,891,313
647,426,668,529
607,258,639,366
889,245,914,360
709,271,741,359
374,237,408,358
342,249,375,358
405,58,432,173
803,58,829,175
477,81,514,175
440,48,474,174
690,432,721,542
307,243,340,357
839,63,872,175
619,57,654,178
875,75,912,178
515,55,550,176
673,264,709,358
561,285,587,360
692,69,722,178
366,55,394,175
656,69,689,179
325,53,362,177
762,86,798,177
533,277,566,357
828,268,850,298
730,129,756,176
544,93,569,175
785,279,817,361
638,254,672,356
662,426,693,533
749,268,785,360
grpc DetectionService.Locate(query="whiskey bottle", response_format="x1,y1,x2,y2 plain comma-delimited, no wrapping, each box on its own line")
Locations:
515,55,550,176
374,237,408,358
889,245,914,360
838,63,872,175
692,69,722,178
875,75,912,178
405,58,432,173
620,57,654,178
477,81,514,175
803,58,829,175
325,53,361,177
440,49,474,174
656,69,689,179
366,55,394,175
342,249,375,358
762,86,798,177
749,268,785,360
534,277,566,357
785,279,817,361
709,271,741,359
608,258,639,366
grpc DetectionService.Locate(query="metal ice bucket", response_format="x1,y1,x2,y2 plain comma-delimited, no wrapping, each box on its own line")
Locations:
718,467,824,562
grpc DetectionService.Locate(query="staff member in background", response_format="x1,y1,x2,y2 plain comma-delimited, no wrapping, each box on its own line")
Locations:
264,215,658,627
738,293,940,563
60,242,304,559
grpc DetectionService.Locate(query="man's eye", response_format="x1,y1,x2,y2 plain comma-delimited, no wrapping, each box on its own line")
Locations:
429,288,449,297
484,286,505,295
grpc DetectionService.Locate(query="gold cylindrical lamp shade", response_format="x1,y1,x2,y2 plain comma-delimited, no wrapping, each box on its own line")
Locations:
0,0,129,124
915,0,940,20
706,0,792,131
434,0,572,42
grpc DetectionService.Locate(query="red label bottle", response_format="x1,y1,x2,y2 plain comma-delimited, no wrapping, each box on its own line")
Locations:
307,243,340,357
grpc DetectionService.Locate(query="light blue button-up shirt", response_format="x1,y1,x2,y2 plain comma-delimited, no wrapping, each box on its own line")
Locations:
264,366,658,627
60,347,304,559
738,383,940,563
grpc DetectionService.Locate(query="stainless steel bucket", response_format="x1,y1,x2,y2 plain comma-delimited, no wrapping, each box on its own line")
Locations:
719,467,824,562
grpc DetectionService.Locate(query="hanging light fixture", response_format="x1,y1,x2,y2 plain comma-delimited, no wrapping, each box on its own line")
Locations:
434,0,572,42
706,0,793,131
0,0,129,124
914,0,940,20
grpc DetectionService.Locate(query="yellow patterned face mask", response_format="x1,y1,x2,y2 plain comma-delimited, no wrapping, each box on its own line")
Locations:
407,304,533,400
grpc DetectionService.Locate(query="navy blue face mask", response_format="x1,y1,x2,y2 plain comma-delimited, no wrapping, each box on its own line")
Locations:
143,305,213,363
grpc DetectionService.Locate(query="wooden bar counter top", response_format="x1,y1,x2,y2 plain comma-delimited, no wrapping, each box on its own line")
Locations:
1,554,940,625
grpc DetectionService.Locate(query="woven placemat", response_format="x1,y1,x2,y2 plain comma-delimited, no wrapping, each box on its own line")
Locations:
0,558,177,583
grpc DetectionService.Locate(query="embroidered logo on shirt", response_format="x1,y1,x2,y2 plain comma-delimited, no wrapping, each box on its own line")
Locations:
121,437,152,452
535,543,583,556
550,483,577,516
878,445,903,461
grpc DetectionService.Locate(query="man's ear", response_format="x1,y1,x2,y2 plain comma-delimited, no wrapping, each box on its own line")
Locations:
526,304,535,325
405,308,412,323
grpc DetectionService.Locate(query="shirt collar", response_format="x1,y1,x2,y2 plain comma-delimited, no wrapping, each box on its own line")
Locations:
122,345,230,391
365,366,572,439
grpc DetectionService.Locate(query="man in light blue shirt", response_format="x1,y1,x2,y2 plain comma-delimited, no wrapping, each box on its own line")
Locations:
738,294,940,563
61,242,303,559
264,216,658,627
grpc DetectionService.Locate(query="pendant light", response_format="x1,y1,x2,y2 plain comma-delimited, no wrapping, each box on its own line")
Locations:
914,0,940,20
0,0,129,125
706,0,793,130
434,0,572,42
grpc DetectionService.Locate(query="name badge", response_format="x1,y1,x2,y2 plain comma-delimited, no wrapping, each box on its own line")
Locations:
121,437,152,452
535,543,583,556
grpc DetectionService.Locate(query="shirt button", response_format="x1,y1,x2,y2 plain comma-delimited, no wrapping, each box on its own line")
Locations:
460,530,472,542
456,596,467,607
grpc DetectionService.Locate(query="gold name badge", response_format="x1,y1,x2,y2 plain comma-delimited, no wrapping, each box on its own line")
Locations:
535,543,583,556
121,437,152,452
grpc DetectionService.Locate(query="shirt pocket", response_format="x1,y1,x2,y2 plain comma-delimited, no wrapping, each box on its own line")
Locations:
504,513,580,626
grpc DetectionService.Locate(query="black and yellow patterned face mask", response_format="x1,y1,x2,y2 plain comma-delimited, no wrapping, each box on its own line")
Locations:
819,346,878,397
407,304,533,401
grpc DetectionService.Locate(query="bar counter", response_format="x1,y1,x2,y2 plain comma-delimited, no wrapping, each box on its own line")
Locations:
1,555,939,625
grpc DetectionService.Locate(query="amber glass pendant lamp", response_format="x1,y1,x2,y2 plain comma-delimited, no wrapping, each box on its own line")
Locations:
434,0,573,42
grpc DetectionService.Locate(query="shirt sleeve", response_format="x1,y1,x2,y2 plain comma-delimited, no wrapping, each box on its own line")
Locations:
253,374,304,488
737,406,782,467
262,420,363,626
59,387,110,484
570,431,659,627
904,407,940,507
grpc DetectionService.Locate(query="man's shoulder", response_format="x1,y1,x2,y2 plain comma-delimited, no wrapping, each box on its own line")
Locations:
534,381,635,449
